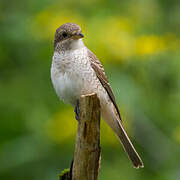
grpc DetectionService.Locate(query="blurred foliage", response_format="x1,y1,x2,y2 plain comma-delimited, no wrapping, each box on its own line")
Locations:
0,0,180,179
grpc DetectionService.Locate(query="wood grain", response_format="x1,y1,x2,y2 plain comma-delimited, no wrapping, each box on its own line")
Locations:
72,93,101,180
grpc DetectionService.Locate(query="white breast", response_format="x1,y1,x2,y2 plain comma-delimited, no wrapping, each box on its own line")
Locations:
51,47,100,106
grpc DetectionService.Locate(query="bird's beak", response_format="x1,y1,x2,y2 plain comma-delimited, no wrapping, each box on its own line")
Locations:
72,32,84,39
78,32,84,38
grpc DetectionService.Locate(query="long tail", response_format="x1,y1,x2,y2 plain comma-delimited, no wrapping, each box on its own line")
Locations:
101,103,144,168
116,120,144,168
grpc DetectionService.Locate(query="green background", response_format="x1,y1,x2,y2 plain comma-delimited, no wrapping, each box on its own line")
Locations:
0,0,180,179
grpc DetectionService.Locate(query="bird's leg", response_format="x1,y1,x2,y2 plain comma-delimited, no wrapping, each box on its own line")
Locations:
74,100,80,121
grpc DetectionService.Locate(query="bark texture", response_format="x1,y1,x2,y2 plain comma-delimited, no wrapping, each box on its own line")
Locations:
72,93,101,180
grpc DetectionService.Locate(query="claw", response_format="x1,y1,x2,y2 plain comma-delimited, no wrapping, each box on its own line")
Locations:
74,100,79,121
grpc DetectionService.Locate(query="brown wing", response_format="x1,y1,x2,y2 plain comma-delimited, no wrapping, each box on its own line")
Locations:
87,49,122,120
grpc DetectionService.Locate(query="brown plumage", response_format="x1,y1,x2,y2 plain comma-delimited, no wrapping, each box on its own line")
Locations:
88,49,144,168
52,22,144,168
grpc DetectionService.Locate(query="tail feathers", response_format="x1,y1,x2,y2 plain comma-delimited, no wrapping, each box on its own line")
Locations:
116,121,144,168
101,103,143,168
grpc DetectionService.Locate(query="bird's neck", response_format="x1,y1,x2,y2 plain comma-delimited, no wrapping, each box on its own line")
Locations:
70,39,85,50
55,39,85,52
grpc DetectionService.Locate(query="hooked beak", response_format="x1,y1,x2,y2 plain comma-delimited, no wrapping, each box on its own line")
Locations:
72,32,84,39
78,32,84,38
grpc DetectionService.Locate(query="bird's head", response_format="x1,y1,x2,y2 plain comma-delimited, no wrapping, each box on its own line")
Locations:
54,23,84,51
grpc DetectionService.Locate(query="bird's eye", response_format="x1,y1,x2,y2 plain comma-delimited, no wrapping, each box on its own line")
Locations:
62,32,67,38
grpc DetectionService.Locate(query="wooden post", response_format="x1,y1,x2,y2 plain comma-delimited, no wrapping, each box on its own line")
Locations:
72,93,101,180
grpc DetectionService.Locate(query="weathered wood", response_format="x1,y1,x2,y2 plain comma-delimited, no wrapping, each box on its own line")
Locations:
72,93,101,180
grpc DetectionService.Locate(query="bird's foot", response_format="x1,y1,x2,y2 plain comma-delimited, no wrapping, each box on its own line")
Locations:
74,100,79,121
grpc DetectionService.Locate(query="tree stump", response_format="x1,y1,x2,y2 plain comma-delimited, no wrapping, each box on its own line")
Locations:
72,93,101,180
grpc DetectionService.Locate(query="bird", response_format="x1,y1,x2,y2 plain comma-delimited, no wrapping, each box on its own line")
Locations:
51,23,144,168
